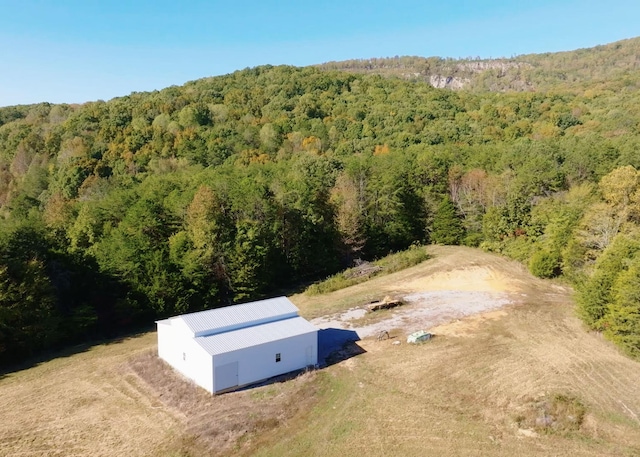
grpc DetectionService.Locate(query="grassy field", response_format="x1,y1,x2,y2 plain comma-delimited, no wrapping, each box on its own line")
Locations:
2,246,640,456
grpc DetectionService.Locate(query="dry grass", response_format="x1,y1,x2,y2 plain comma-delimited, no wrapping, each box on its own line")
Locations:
252,300,640,456
0,332,321,457
260,246,640,456
0,333,179,457
3,245,640,456
128,351,320,456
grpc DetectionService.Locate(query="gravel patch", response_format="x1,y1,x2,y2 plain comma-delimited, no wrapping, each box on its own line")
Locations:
311,290,516,339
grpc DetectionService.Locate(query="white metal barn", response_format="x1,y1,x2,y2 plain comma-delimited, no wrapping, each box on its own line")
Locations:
156,297,318,393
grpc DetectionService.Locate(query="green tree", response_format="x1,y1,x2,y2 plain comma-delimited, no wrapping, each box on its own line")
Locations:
577,234,640,329
431,196,464,245
0,222,57,363
331,171,366,258
605,255,640,357
528,249,561,278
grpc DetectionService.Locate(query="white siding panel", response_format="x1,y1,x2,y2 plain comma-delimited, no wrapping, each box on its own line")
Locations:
178,337,214,392
156,321,174,363
157,322,214,392
171,317,192,336
215,361,239,391
187,341,214,393
213,331,318,392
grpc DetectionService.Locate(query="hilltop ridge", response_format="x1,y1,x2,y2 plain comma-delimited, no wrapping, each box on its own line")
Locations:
317,36,640,92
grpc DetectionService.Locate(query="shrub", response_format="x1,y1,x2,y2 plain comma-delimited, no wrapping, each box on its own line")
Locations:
305,245,429,295
604,257,640,357
529,249,561,278
515,393,586,434
462,232,484,247
576,234,640,329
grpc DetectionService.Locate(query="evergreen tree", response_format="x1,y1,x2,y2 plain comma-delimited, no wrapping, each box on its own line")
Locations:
605,255,640,357
430,196,465,245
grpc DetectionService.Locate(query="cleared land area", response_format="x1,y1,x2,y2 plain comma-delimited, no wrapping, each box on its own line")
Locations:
2,246,640,456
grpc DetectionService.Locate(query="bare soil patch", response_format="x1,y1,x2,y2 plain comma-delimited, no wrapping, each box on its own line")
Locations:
396,264,518,292
303,245,540,340
430,309,509,337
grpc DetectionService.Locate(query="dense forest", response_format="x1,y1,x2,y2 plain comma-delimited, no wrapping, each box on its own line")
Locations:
2,37,640,365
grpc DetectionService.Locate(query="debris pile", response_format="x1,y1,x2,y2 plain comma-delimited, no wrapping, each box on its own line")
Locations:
367,295,404,312
345,260,383,279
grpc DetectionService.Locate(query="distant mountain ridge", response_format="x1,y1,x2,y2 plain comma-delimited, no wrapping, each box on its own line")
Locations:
317,36,640,92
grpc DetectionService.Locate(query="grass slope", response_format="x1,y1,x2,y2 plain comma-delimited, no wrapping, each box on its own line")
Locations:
2,246,640,456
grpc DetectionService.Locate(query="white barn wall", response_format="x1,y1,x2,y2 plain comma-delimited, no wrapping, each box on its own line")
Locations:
157,323,214,392
157,322,176,364
181,337,214,393
213,331,317,392
172,318,193,336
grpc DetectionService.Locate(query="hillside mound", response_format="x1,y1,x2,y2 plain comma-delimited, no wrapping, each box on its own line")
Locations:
3,247,640,457
300,245,560,339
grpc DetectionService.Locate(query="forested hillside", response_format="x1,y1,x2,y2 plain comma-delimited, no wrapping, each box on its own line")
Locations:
2,38,640,364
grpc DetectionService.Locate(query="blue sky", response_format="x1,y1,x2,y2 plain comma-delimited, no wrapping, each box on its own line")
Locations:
1,0,639,107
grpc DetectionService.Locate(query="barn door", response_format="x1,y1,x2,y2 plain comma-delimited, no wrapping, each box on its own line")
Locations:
215,361,238,392
306,346,313,366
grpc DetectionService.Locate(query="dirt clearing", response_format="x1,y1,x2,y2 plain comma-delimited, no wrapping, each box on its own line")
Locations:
396,264,517,292
303,245,548,339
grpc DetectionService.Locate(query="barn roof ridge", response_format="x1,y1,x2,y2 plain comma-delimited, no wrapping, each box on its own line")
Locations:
194,316,317,356
156,296,300,337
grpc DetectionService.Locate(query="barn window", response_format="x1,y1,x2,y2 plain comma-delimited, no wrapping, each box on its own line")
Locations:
275,353,281,362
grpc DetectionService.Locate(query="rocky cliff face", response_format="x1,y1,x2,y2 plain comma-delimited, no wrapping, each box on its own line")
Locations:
428,61,531,90
429,75,470,89
316,58,535,91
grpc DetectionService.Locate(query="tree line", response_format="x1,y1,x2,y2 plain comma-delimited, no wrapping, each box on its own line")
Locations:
1,64,640,364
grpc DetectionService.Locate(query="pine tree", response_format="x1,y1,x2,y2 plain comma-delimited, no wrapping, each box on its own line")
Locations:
431,196,465,245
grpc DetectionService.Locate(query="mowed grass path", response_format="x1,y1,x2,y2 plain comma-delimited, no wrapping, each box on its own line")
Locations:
2,246,640,456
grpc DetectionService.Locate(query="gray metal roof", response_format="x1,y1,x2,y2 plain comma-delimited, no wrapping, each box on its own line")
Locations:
169,296,300,337
195,316,317,356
